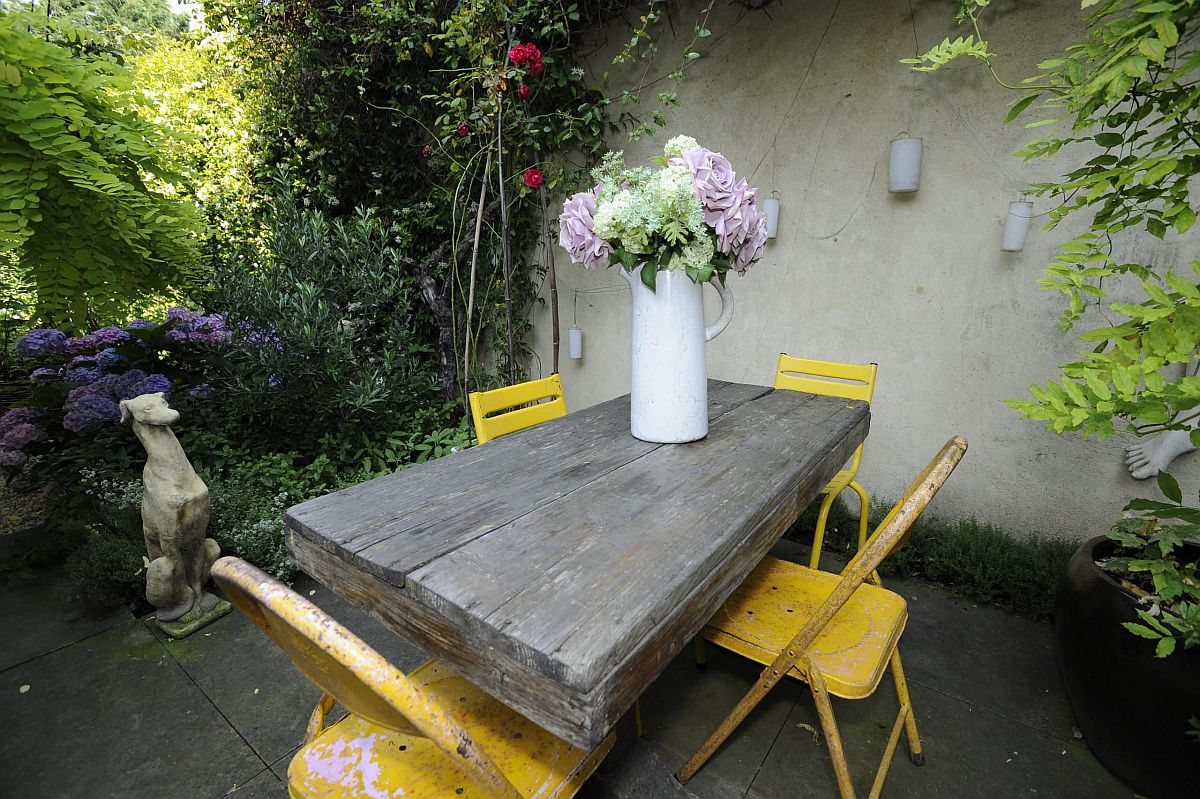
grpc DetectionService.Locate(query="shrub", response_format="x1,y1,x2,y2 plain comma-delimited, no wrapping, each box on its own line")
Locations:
789,496,1076,622
1,310,230,473
63,467,146,612
208,187,447,454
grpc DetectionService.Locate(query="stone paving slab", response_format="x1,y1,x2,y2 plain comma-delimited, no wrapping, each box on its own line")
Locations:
750,678,1132,798
211,766,288,799
0,618,265,799
0,568,132,671
145,573,429,768
771,539,1076,737
2,551,1136,799
634,640,802,795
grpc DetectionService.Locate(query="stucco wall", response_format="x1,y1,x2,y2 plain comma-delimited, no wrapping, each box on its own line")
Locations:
529,0,1199,541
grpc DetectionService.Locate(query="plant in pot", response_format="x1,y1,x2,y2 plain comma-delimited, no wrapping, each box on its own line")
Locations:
907,1,1200,794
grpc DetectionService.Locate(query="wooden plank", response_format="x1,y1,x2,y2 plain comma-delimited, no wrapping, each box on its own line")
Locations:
287,529,598,744
406,392,869,691
286,380,770,587
589,406,866,739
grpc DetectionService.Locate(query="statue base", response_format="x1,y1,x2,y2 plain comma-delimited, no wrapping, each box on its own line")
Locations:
156,594,232,638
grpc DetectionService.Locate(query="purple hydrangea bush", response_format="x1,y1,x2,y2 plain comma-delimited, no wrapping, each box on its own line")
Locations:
1,307,240,468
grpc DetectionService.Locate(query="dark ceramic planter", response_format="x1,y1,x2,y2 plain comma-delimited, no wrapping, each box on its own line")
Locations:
1055,535,1200,798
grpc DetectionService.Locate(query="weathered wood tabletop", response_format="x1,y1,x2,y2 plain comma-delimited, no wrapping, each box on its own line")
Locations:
286,380,869,748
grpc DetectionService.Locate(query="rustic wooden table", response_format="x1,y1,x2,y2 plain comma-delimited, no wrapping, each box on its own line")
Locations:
285,380,869,749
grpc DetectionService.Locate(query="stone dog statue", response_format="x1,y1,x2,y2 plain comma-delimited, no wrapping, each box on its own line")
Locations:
121,392,228,635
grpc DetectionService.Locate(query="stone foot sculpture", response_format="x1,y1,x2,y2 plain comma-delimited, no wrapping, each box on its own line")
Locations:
1125,428,1197,480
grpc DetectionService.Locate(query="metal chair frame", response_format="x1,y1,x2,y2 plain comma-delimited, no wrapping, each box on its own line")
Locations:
774,354,878,570
213,557,613,799
677,437,968,799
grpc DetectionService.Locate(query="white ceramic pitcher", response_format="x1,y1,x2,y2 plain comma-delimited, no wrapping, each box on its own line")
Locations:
620,267,734,443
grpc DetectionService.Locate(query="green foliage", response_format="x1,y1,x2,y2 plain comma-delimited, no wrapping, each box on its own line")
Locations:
131,28,262,259
901,34,994,73
203,452,341,582
0,11,202,330
64,526,145,609
912,2,1200,438
208,185,446,452
63,465,146,610
791,497,1077,622
197,0,644,395
14,0,188,48
1105,472,1200,658
1007,260,1200,438
913,0,1200,659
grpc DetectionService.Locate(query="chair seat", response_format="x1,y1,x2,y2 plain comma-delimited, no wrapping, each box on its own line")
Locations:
288,659,614,799
701,557,907,699
820,469,855,495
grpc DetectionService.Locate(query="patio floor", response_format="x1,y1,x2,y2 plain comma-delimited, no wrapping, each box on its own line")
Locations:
0,539,1135,799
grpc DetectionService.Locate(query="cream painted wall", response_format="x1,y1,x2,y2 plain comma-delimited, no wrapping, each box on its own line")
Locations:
529,0,1200,540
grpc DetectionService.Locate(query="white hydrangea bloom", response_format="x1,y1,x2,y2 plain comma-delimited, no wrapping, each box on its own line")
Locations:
664,135,700,158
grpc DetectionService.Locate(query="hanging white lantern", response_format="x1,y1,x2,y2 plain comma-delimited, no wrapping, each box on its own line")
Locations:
761,193,781,239
568,326,583,360
1002,200,1034,252
889,133,923,193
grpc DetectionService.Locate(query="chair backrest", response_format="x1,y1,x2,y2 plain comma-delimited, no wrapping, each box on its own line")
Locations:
774,355,877,473
211,557,521,799
782,436,967,661
773,354,877,404
469,373,567,444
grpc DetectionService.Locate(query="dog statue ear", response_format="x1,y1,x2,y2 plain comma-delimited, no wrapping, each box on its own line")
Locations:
119,399,132,424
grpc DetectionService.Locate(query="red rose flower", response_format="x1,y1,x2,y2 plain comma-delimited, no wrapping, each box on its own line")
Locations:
508,43,529,65
517,83,531,101
421,144,433,156
523,168,544,189
456,122,469,138
528,57,544,78
524,42,541,61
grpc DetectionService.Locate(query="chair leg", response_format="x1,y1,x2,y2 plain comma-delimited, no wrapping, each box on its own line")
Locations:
889,649,924,765
809,491,838,570
693,636,707,669
850,481,870,551
809,669,857,799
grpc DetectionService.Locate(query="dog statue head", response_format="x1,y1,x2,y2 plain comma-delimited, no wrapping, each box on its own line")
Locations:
120,392,180,428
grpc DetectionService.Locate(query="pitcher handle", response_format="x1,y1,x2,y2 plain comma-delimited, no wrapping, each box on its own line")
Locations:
705,276,735,342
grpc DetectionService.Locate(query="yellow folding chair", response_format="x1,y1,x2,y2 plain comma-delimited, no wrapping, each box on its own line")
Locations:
774,354,878,570
211,557,614,799
469,374,567,444
677,436,968,799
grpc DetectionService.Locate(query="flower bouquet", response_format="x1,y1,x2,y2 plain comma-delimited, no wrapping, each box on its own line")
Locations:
559,135,768,290
557,137,768,443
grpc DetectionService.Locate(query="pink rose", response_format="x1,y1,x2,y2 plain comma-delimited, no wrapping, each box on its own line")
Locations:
735,204,768,273
558,191,612,269
673,147,739,213
672,145,767,272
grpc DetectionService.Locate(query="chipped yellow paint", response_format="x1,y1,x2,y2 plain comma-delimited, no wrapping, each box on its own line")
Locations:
290,660,614,799
678,436,968,798
212,557,613,799
469,374,567,444
773,355,878,569
702,557,907,699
